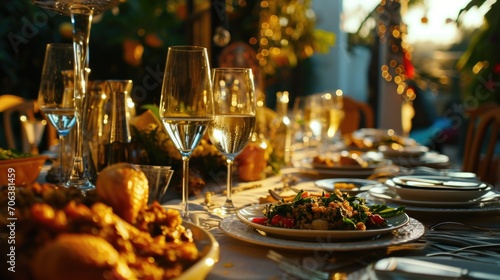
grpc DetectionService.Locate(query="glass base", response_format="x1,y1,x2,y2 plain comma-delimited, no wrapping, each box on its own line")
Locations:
210,201,239,217
65,178,95,192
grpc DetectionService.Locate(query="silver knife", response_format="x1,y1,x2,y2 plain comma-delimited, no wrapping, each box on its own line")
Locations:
372,257,499,279
397,177,483,189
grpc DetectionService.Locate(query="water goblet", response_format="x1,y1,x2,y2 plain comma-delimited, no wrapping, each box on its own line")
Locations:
32,0,125,191
207,68,256,215
159,46,214,221
38,43,77,185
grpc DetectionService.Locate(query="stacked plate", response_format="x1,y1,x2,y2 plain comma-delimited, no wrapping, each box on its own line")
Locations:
387,176,490,202
368,175,495,208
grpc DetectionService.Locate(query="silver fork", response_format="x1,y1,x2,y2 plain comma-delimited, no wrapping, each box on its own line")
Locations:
267,250,330,280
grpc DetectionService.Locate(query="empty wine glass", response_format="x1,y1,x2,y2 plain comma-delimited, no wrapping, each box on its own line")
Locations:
38,43,77,185
159,46,214,221
20,116,47,155
32,0,125,191
207,68,256,215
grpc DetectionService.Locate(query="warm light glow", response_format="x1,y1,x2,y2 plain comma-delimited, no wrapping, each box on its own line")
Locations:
343,0,490,46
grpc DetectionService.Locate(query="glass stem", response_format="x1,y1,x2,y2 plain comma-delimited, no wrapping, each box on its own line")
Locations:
224,158,235,208
58,135,65,184
67,6,94,190
181,155,190,219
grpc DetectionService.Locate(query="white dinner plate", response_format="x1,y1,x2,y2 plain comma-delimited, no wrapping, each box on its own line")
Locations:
378,144,429,158
220,215,425,251
386,152,450,168
235,204,410,241
294,157,397,178
368,185,497,208
314,178,382,195
386,177,490,202
359,191,500,214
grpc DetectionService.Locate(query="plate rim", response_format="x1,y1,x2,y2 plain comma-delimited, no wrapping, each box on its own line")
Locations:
368,185,493,207
178,221,220,280
315,178,382,194
236,204,410,241
390,175,488,190
219,215,425,251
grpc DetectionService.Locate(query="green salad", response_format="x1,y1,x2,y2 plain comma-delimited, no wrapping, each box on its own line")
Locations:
0,148,32,160
252,189,405,230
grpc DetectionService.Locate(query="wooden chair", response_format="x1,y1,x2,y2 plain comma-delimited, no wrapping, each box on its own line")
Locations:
1,95,57,153
340,96,375,135
461,104,500,185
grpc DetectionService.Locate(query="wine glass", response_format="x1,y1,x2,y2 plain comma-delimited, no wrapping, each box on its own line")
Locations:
323,91,345,148
159,46,214,221
208,68,256,215
32,0,125,190
38,43,77,185
292,96,312,152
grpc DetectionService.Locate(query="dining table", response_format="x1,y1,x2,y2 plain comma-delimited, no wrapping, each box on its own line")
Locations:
161,145,500,280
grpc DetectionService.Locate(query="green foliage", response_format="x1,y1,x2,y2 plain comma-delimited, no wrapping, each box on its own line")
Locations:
457,0,500,104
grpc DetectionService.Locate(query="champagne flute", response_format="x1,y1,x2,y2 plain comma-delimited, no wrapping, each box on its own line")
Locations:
208,68,256,214
38,43,77,185
32,0,125,190
323,91,345,147
159,46,214,221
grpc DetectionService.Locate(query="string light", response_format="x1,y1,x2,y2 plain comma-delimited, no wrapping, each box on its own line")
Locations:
377,0,415,101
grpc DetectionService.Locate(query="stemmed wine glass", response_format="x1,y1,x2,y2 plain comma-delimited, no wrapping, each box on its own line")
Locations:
207,68,256,215
159,46,214,221
38,43,77,185
32,0,125,190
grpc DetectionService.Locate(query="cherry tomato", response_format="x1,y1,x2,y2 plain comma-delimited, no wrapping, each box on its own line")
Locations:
369,214,385,225
301,191,310,198
281,218,295,228
271,215,283,226
252,217,269,225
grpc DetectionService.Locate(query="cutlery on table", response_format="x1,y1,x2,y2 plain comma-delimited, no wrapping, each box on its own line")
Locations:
395,177,483,189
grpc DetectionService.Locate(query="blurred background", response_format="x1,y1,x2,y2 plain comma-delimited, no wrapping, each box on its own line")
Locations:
1,0,499,163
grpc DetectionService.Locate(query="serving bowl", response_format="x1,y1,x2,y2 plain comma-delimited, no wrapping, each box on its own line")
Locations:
0,155,49,186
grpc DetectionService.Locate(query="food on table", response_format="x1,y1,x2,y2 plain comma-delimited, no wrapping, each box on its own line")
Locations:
252,189,404,231
334,182,357,190
312,151,367,168
0,163,200,280
33,234,133,280
344,132,405,150
0,148,32,159
96,163,149,223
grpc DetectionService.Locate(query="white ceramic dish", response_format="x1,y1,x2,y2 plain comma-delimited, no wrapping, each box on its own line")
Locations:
378,144,428,158
294,158,397,178
359,191,500,213
220,215,425,251
314,178,382,195
178,221,220,280
236,204,409,241
368,185,497,208
386,177,490,202
391,176,486,190
387,152,450,168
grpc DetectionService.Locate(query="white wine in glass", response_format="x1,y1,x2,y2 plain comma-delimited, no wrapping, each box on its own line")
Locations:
159,46,214,221
38,43,77,185
208,68,256,214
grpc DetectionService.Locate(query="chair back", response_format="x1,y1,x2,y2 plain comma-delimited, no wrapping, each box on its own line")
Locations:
462,104,500,184
2,99,37,152
1,97,56,154
340,96,375,135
